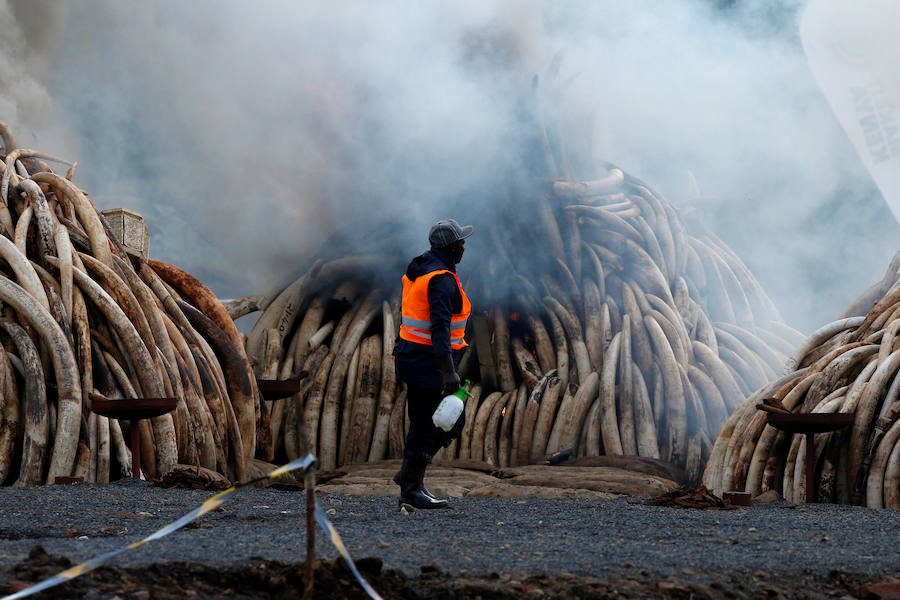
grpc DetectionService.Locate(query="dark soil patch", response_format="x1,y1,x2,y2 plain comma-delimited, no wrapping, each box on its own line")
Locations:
0,545,887,599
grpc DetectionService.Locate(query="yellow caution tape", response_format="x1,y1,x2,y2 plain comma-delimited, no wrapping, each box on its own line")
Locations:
314,501,383,600
2,455,382,600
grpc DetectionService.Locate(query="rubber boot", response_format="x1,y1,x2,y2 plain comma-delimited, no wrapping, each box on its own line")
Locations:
393,465,440,501
396,459,448,511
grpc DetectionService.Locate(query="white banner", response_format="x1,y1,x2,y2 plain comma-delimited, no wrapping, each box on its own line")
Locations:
801,0,900,221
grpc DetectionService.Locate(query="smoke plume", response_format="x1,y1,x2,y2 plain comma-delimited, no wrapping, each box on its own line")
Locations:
0,0,896,332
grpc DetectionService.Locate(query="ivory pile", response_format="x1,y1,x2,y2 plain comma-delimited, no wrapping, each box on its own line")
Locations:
703,252,900,506
0,122,256,486
241,164,801,481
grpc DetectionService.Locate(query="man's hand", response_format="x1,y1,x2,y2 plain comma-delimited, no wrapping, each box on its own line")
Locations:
442,370,460,394
439,354,460,393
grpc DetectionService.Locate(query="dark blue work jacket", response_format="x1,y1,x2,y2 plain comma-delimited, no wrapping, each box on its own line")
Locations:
393,247,465,390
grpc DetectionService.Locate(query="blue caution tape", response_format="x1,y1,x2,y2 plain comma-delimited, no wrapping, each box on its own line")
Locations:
3,455,381,600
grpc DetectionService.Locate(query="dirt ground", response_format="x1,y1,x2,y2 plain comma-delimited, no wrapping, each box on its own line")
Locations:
1,545,895,599
3,459,900,599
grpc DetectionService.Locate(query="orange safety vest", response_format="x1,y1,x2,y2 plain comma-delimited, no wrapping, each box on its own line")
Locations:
399,269,471,349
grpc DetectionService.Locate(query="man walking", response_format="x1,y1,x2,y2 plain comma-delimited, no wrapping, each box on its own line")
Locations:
393,219,473,510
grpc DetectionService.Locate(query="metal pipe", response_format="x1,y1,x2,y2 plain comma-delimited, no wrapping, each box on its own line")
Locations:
131,423,141,479
806,432,816,504
304,466,316,600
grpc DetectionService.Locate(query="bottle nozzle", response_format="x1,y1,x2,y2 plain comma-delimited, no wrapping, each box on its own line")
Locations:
454,379,473,400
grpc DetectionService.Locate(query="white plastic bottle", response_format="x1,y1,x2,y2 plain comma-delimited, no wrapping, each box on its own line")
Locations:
432,380,472,431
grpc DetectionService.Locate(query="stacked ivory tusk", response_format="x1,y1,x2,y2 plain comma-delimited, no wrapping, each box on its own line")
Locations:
704,251,900,506
242,167,799,481
0,122,257,486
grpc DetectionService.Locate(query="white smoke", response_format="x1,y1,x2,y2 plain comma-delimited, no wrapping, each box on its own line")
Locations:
0,0,895,331
0,0,56,140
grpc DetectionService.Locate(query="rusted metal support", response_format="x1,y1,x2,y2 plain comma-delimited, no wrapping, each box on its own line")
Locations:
766,412,854,503
304,465,316,600
90,396,177,478
804,432,817,504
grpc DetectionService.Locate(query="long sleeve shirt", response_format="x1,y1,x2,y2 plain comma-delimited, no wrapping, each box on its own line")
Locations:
393,247,465,390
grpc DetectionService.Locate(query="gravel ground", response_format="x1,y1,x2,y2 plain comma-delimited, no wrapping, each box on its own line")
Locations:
1,479,900,597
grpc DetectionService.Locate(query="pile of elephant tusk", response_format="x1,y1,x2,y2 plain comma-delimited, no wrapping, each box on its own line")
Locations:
239,163,802,483
704,252,900,506
0,116,812,490
0,121,256,486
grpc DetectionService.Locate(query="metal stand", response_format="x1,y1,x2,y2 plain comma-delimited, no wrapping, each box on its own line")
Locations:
90,396,178,478
256,379,303,401
766,412,854,503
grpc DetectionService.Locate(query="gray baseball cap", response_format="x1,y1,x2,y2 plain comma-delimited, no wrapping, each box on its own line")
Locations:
428,218,474,247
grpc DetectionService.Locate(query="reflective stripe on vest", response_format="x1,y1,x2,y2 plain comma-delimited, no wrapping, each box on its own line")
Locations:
401,316,468,332
398,269,471,350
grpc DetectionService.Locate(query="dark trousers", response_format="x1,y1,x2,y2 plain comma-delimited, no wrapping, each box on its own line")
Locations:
404,385,445,465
